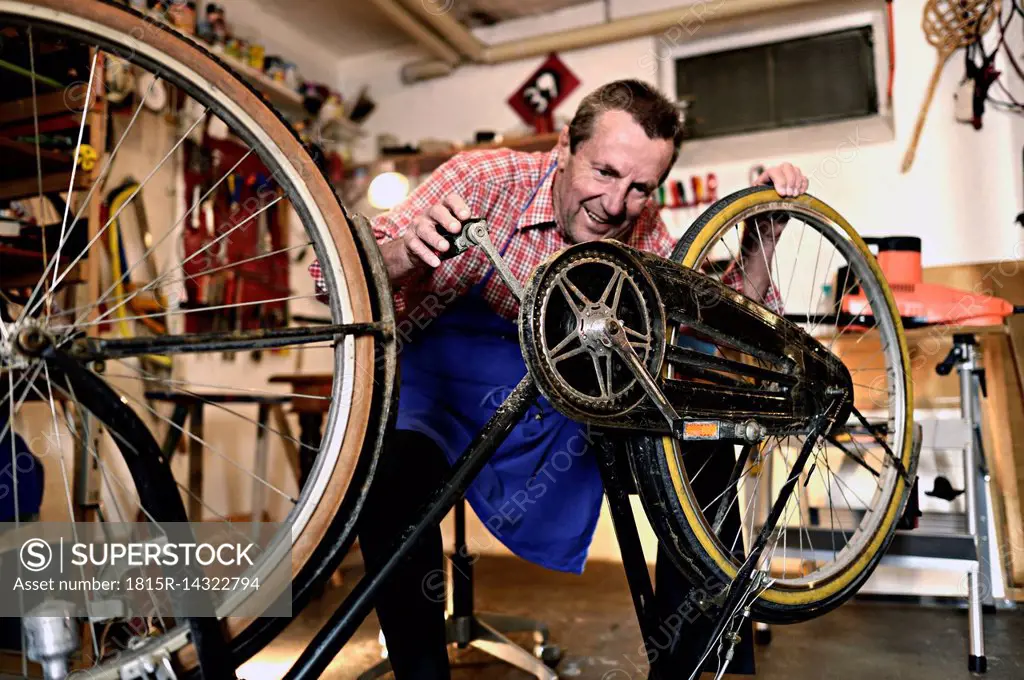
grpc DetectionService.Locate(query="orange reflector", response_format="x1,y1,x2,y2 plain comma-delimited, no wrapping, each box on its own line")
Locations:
683,421,720,440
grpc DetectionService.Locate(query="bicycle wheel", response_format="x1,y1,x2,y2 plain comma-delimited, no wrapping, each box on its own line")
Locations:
630,186,917,623
0,1,392,676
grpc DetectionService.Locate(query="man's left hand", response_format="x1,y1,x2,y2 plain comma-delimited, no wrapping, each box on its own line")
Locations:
749,162,809,240
752,162,809,197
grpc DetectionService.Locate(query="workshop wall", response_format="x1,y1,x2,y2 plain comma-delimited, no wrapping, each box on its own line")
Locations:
335,0,1024,564
340,0,1023,267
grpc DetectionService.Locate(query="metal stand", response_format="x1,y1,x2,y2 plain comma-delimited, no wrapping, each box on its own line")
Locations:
940,334,991,673
358,500,560,680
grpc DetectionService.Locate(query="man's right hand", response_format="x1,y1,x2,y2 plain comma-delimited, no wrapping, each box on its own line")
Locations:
379,192,471,283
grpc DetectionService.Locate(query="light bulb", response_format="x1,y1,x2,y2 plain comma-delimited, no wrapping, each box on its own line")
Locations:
367,172,410,210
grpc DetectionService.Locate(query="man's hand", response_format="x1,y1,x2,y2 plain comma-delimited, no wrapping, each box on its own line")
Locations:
379,192,472,284
752,162,809,197
748,162,809,241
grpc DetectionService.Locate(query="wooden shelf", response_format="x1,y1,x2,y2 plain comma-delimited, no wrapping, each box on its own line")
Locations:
350,132,561,180
0,137,74,164
218,55,364,143
223,55,305,118
0,171,91,202
0,91,74,126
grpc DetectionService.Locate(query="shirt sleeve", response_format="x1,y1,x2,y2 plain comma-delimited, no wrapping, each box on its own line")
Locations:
720,260,784,314
308,154,478,308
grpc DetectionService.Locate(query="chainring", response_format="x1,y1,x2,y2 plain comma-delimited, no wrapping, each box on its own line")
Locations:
519,241,666,422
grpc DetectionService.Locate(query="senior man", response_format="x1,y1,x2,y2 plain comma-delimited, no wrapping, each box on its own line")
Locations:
311,78,808,679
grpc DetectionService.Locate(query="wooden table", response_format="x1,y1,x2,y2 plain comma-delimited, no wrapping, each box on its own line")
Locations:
143,391,293,523
268,374,332,488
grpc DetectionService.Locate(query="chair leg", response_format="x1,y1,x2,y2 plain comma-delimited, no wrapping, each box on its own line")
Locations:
470,619,558,680
476,612,549,644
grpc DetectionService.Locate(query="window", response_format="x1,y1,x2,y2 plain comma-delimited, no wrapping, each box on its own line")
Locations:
660,8,887,143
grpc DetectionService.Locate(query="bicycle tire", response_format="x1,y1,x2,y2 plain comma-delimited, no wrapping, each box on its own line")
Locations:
629,186,916,623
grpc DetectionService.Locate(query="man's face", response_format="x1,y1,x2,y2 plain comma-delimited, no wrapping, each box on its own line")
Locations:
553,109,675,243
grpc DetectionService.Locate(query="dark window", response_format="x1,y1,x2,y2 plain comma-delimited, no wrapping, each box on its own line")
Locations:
674,26,878,140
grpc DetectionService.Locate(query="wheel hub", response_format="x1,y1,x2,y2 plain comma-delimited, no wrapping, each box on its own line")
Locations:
578,303,619,354
1,321,52,371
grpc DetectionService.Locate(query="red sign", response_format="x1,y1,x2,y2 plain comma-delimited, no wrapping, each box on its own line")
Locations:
507,53,580,133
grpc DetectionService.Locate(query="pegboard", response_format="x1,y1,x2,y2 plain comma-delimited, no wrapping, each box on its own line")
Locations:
180,135,289,335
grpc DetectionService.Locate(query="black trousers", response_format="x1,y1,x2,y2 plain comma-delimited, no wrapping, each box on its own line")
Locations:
356,430,755,680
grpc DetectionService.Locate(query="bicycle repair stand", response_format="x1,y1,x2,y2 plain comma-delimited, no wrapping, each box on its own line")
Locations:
934,332,998,673
357,498,561,680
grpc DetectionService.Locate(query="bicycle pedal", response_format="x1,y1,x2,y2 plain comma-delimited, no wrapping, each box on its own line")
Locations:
435,218,483,261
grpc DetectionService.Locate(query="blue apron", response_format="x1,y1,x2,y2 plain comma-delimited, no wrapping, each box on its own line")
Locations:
0,411,45,523
395,163,604,574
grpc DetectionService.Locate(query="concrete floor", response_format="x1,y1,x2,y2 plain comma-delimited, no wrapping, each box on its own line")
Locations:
245,556,1024,680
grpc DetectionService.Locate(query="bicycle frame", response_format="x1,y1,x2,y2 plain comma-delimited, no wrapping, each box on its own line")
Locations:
48,231,861,679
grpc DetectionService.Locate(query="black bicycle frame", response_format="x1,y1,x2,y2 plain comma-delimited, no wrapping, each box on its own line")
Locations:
60,239,864,679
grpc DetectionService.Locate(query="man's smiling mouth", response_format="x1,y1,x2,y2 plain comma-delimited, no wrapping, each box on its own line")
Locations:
583,206,607,224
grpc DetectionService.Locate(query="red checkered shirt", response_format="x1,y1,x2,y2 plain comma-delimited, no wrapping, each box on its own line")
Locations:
309,147,780,322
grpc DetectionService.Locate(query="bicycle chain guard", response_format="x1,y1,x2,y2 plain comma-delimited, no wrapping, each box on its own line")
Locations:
517,239,854,439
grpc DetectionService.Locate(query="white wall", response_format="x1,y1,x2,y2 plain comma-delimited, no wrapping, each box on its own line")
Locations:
335,0,1024,566
341,0,1024,266
211,0,344,84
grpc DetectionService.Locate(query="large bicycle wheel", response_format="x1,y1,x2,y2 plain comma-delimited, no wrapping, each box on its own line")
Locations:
0,1,392,677
630,187,917,623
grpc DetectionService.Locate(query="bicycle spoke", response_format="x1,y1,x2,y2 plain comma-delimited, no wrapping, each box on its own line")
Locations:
27,28,47,325
814,445,853,545
108,384,298,504
22,102,210,326
807,248,839,338
623,325,649,342
556,276,585,316
57,292,315,333
599,267,625,308
48,51,99,314
112,359,315,456
51,380,264,560
8,368,26,675
81,194,284,333
56,236,306,324
58,397,128,525
19,59,155,328
48,381,165,529
714,232,767,306
591,352,607,397
29,372,103,662
827,434,882,477
827,268,866,352
101,370,331,403
551,343,586,364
